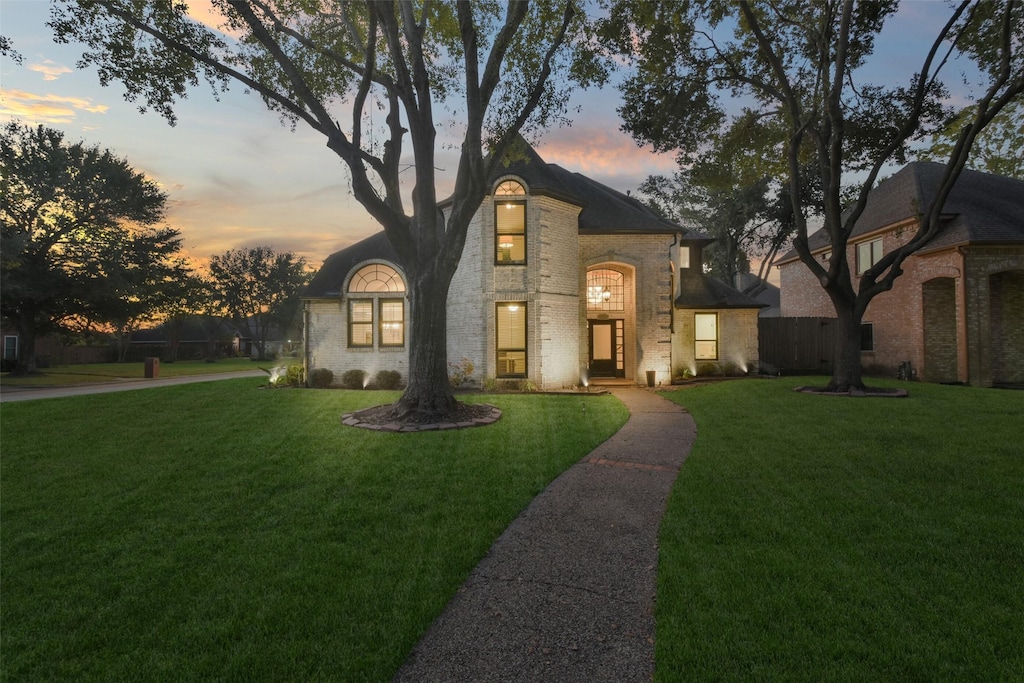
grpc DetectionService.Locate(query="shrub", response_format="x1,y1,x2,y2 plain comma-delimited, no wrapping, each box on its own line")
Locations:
697,362,723,377
482,376,500,392
308,368,334,388
286,364,305,386
447,357,474,388
375,369,402,390
341,369,366,389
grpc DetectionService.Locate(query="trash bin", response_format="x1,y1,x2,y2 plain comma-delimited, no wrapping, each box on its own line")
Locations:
144,357,160,379
646,370,656,387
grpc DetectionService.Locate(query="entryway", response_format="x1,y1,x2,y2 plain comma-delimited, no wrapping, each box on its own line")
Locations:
588,319,624,378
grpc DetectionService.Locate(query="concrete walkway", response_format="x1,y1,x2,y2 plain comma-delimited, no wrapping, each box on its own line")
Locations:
394,387,697,682
0,370,267,403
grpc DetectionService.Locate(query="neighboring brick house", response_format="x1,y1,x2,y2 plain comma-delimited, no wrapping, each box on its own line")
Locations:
302,140,764,389
777,162,1024,387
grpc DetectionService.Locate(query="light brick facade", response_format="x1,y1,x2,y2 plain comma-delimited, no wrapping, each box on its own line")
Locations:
303,151,764,390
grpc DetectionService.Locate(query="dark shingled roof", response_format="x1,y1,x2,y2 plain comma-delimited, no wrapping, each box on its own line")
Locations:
675,273,768,310
304,231,400,298
304,140,714,298
779,162,1024,264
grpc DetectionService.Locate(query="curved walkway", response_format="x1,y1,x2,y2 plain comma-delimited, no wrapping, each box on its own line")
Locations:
394,387,697,682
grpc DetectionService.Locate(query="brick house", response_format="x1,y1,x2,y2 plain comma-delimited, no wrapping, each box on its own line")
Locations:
777,162,1024,387
302,140,764,389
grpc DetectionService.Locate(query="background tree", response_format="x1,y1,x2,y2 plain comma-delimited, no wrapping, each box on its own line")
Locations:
51,0,602,418
916,98,1024,179
208,246,310,361
601,0,1023,391
0,121,171,375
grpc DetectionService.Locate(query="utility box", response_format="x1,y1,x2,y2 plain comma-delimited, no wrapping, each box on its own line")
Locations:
144,357,160,379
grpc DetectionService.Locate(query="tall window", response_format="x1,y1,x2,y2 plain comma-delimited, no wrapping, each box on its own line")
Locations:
495,180,526,264
380,300,405,347
856,238,883,275
348,263,405,348
496,302,527,377
695,312,718,360
587,269,624,311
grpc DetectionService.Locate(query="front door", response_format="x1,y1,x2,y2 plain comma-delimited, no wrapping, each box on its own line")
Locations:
589,320,623,377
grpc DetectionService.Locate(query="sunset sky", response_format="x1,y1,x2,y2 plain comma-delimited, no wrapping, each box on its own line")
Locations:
1,2,979,272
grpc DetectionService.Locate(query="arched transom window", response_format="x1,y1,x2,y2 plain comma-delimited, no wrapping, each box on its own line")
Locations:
494,179,526,197
587,268,624,311
348,263,406,293
347,263,405,349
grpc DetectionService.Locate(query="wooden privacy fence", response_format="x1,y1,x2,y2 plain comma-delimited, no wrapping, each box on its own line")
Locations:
758,317,836,374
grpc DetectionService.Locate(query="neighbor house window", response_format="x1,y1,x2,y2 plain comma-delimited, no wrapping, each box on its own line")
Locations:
3,335,17,360
860,323,874,352
856,238,883,275
495,180,526,264
695,312,718,360
587,269,624,311
496,302,527,377
347,263,406,349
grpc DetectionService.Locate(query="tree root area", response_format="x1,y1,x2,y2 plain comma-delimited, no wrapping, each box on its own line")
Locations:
794,386,909,398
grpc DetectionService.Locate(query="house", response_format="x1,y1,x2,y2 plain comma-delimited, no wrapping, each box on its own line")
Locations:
777,162,1024,387
302,139,764,389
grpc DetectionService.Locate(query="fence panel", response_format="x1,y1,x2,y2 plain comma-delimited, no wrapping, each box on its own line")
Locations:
758,317,836,374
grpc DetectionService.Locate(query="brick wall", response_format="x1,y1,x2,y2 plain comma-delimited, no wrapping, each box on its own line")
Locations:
672,308,760,375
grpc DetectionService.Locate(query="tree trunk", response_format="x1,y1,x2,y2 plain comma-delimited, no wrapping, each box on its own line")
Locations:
826,289,866,392
393,269,458,420
11,316,41,376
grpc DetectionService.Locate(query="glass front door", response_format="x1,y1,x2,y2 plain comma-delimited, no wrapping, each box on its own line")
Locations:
588,320,624,377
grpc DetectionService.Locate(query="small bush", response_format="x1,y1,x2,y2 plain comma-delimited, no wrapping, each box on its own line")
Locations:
696,362,724,377
341,369,366,389
308,368,334,388
482,376,500,392
375,369,402,390
286,364,305,386
447,357,474,388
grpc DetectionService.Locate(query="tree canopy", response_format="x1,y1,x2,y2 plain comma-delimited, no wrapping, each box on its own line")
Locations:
208,246,310,360
51,0,603,417
601,0,1024,391
1,121,187,374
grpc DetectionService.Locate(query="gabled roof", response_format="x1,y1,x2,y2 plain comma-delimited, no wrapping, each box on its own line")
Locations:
675,272,768,310
304,231,400,298
492,137,712,239
779,162,1024,264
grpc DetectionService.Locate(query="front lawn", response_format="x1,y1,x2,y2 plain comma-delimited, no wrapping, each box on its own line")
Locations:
1,357,262,387
0,381,628,681
657,378,1023,680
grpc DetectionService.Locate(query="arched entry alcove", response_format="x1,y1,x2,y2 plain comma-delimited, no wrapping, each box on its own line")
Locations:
922,277,958,382
990,270,1024,386
585,264,634,379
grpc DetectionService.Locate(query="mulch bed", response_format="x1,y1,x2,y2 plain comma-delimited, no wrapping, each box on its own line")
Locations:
341,402,501,432
794,386,909,398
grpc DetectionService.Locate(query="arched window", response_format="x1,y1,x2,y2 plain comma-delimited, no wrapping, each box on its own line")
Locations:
495,180,527,264
347,263,405,348
587,269,624,311
348,263,405,293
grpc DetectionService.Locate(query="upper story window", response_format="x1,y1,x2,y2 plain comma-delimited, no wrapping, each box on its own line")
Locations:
587,269,625,312
495,180,526,265
856,238,883,275
347,263,406,348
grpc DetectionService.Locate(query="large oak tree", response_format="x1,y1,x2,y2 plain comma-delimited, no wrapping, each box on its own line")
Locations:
50,0,601,417
1,122,183,374
601,0,1024,391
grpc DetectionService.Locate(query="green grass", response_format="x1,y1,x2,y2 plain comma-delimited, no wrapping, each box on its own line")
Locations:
0,381,628,681
1,358,262,386
656,378,1024,681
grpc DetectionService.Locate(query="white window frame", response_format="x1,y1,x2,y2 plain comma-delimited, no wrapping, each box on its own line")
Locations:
856,238,883,275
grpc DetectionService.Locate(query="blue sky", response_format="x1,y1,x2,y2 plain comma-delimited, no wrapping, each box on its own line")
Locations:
0,1,977,269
